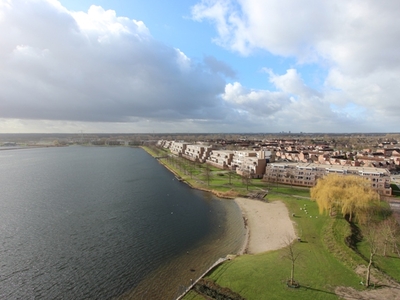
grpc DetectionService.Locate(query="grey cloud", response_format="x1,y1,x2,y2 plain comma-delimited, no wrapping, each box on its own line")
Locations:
0,1,227,123
204,55,236,78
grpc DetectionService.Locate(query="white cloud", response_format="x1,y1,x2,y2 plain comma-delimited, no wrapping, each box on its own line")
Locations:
72,5,150,41
191,0,233,46
192,0,400,132
265,68,321,98
192,0,330,58
325,68,400,126
217,68,381,133
222,82,289,116
192,0,400,69
174,48,191,72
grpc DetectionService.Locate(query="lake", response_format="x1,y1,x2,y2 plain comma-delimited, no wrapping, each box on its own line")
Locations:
0,146,245,299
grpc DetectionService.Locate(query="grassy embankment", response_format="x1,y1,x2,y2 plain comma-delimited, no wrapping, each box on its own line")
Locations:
356,207,400,283
142,146,400,299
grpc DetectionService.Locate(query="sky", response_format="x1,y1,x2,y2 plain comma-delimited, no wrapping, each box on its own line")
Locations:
1,0,400,134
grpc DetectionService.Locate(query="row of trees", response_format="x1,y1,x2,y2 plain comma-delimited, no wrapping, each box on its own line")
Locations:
150,145,254,189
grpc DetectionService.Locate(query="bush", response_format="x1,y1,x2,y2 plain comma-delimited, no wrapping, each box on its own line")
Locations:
194,278,246,300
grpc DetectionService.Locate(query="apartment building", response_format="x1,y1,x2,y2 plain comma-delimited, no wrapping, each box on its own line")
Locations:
264,163,324,187
264,162,392,196
162,140,172,149
182,144,213,163
232,150,267,178
206,150,234,169
156,140,165,147
169,141,188,156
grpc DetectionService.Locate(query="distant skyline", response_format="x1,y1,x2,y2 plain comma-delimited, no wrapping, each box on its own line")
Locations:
1,0,400,133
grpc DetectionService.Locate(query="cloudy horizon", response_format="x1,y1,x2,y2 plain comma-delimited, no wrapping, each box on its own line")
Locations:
1,0,399,133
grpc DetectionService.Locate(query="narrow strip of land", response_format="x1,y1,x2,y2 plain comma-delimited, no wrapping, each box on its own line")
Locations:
234,198,296,254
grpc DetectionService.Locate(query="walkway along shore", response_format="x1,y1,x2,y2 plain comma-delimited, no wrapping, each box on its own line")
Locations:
175,257,229,300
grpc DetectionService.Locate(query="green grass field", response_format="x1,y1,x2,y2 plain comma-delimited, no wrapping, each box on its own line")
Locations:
356,215,400,284
179,192,365,299
198,197,362,300
183,290,206,300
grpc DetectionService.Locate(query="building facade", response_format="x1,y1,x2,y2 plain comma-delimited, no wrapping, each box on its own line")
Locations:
264,162,392,196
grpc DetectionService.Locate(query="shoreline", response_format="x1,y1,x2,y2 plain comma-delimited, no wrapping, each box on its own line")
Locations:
142,147,296,255
237,210,250,255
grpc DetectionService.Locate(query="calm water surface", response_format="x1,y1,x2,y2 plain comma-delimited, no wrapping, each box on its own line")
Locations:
0,146,244,299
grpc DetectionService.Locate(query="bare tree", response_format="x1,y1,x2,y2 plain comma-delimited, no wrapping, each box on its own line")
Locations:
203,164,212,186
379,217,400,257
241,170,252,191
273,171,279,190
281,234,301,287
285,170,295,187
363,222,380,287
228,169,233,185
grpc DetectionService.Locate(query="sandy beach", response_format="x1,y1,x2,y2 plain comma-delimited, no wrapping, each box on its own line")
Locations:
234,198,296,254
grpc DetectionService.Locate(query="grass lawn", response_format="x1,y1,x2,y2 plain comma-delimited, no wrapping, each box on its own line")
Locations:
267,185,311,198
182,290,206,300
353,200,400,283
184,196,363,300
372,254,400,282
356,223,400,283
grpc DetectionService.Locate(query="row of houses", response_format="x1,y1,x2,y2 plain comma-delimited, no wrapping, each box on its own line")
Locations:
263,141,400,170
156,140,393,196
274,149,400,170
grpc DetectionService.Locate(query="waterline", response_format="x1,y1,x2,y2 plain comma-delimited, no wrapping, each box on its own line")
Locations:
0,146,245,299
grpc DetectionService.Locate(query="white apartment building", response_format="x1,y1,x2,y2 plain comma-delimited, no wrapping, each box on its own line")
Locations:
206,150,234,169
170,141,188,156
232,150,267,178
182,144,213,163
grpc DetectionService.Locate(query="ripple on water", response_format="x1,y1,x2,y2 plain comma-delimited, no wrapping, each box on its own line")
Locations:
0,147,245,299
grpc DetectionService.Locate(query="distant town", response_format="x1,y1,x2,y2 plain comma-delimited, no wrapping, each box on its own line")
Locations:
1,132,400,197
